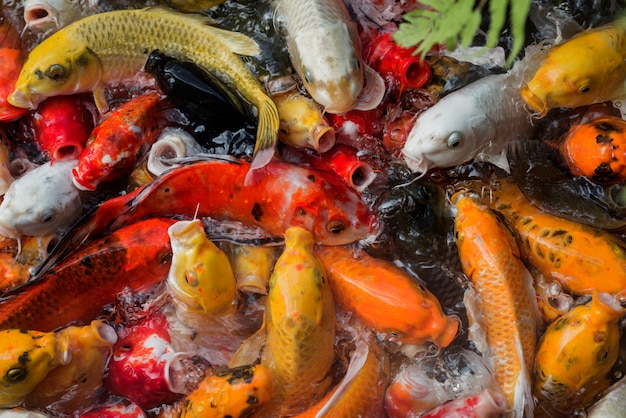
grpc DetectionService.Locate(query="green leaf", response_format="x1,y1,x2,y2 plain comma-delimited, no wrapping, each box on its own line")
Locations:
460,10,483,47
486,0,507,48
507,0,532,67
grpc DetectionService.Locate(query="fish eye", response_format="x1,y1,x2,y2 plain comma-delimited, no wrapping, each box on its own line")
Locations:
6,367,27,383
303,68,313,84
45,64,67,81
388,331,401,339
327,220,346,234
40,211,54,223
447,132,463,149
579,86,591,93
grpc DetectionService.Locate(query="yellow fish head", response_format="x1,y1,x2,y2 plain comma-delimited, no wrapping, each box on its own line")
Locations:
0,329,71,407
522,31,626,116
8,33,102,110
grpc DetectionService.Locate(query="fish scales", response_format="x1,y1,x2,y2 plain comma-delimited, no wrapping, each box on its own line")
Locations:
453,193,537,418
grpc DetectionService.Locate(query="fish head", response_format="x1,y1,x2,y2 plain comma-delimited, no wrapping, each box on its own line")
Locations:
402,103,485,174
0,160,82,238
24,0,87,33
521,34,626,115
290,22,364,114
8,35,102,110
167,219,238,315
0,329,70,407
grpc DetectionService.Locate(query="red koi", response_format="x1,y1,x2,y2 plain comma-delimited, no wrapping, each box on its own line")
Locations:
362,30,431,93
0,217,176,332
31,95,95,161
0,16,27,122
421,389,508,418
80,403,147,418
72,91,165,191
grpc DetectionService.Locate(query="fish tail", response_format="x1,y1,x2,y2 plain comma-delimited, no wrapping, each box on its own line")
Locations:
251,95,279,169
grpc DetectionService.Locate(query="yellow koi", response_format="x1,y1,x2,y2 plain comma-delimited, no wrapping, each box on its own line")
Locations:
224,242,280,295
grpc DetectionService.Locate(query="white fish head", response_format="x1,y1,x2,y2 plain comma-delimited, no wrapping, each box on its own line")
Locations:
290,22,364,114
23,0,89,33
402,97,494,174
0,160,82,238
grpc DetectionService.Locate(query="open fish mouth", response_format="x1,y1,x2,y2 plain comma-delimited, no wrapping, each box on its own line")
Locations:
24,3,57,29
401,152,432,176
520,85,548,116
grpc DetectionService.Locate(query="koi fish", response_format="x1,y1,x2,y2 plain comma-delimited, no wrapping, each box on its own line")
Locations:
453,192,538,418
31,95,94,162
273,89,335,153
480,177,626,296
534,292,625,417
420,389,508,418
167,219,238,316
521,16,626,117
0,16,28,122
0,217,176,332
171,364,273,418
72,91,164,191
0,328,71,407
382,111,418,151
146,127,204,177
258,226,336,416
24,320,117,414
9,7,279,175
79,403,147,418
294,338,390,418
0,129,14,196
403,70,534,174
39,158,376,274
105,311,201,409
0,159,82,239
274,0,385,113
559,116,626,184
224,243,279,295
314,244,459,347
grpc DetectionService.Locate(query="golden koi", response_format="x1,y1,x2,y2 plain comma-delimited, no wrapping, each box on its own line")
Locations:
259,226,336,416
9,7,279,172
453,191,538,418
534,292,625,417
224,242,280,295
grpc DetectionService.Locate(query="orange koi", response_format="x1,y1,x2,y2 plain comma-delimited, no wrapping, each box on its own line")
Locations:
482,178,626,296
0,16,27,122
559,116,626,184
0,217,176,332
314,244,459,347
534,292,625,417
453,192,538,418
72,91,164,191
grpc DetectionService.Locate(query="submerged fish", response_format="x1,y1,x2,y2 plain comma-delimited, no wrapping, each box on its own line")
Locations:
259,226,336,416
420,389,507,418
0,328,71,407
274,0,384,113
9,7,279,175
0,159,82,239
403,71,534,174
167,219,238,316
521,16,626,116
534,292,625,417
453,192,538,418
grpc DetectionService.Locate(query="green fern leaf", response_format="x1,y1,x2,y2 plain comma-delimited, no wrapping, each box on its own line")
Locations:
486,0,507,48
507,0,532,66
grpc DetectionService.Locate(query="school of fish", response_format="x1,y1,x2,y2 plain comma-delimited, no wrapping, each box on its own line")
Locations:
0,0,625,417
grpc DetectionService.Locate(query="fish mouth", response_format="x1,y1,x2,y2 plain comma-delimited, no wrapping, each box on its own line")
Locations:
7,89,37,110
401,152,432,176
24,4,57,30
520,85,547,116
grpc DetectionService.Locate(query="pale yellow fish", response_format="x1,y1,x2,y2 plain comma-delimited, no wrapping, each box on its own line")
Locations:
258,226,336,417
167,219,238,316
224,242,280,295
453,192,538,418
9,7,279,170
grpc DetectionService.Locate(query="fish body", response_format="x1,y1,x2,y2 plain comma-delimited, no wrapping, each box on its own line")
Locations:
453,192,537,418
521,17,626,116
294,338,390,418
274,89,335,153
72,91,164,191
260,226,336,416
587,374,626,417
0,17,27,122
275,0,378,113
167,219,238,315
9,7,279,173
314,245,459,347
0,217,176,332
0,159,82,239
559,116,626,184
31,95,95,162
484,178,626,295
0,129,15,196
52,158,376,253
420,389,507,418
23,0,99,34
402,72,534,174
534,293,625,416
79,403,146,418
0,328,70,407
105,311,200,410
24,320,117,414
176,364,273,418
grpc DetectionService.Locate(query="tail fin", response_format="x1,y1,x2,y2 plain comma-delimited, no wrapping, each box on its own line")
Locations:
245,96,279,185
